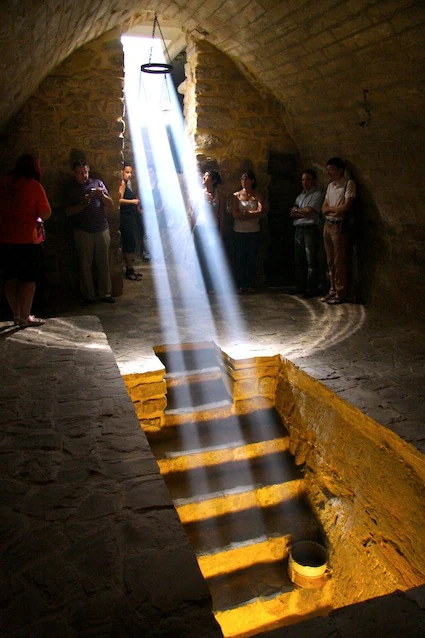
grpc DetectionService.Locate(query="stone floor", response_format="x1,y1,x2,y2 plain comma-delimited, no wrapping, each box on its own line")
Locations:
65,260,425,455
1,258,424,636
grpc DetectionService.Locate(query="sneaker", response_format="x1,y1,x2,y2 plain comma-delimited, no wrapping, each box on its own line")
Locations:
100,296,115,304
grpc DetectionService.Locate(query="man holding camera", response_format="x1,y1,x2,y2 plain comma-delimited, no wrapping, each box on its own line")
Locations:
65,160,115,304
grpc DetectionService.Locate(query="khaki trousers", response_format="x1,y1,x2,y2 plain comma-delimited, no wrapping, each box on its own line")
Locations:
323,221,349,299
73,228,111,300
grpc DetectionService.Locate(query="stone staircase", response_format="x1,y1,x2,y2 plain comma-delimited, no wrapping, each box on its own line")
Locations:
145,343,327,637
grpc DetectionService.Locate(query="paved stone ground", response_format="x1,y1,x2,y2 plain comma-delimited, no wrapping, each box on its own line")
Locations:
1,259,424,636
0,314,222,637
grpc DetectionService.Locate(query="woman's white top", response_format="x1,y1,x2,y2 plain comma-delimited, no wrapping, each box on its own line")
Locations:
234,197,260,233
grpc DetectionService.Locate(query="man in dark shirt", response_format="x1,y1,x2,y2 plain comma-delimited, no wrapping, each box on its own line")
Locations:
66,160,114,303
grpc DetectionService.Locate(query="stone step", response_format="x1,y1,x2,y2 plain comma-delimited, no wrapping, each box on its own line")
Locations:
165,374,231,412
197,534,291,580
165,367,222,385
154,341,220,375
207,553,294,612
162,450,301,502
164,402,234,426
156,437,290,474
182,493,322,556
148,408,289,460
175,480,305,524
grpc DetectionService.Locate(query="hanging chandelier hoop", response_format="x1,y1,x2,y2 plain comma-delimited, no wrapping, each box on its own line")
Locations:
141,62,174,74
141,13,174,75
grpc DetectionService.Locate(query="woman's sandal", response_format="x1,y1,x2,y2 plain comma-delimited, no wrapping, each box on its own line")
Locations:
18,315,45,328
327,296,346,305
125,269,143,281
320,293,335,302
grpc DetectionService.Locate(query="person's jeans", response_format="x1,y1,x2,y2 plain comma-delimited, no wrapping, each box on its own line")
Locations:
294,225,319,293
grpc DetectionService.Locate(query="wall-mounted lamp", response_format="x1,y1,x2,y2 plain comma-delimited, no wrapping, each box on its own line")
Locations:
357,88,371,127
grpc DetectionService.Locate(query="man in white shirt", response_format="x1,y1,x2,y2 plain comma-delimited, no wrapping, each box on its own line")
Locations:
321,157,356,304
290,170,324,297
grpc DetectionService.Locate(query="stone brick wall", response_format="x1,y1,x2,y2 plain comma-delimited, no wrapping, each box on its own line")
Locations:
275,356,425,603
183,38,299,207
220,351,281,414
0,29,124,307
124,370,167,432
182,38,301,284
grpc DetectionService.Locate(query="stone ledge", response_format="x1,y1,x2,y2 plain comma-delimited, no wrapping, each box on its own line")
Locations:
0,317,221,637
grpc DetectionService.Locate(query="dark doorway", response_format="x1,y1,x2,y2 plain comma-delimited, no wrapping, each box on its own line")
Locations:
264,152,301,287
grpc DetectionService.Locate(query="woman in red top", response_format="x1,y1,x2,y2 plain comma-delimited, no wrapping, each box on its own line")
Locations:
0,154,51,327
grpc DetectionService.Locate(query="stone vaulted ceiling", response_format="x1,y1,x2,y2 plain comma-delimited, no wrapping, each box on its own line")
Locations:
2,1,424,136
1,0,425,221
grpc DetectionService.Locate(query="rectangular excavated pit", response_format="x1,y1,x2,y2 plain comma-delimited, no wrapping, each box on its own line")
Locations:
123,341,425,637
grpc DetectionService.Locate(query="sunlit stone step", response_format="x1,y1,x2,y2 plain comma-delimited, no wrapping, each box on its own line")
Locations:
214,583,332,636
197,534,292,580
165,367,222,384
164,402,234,426
165,375,231,412
183,492,321,556
154,341,220,375
162,450,301,502
157,437,290,474
176,479,305,524
148,408,289,458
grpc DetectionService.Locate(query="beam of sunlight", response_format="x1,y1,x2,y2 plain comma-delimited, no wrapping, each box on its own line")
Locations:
122,39,278,636
122,35,246,347
121,33,368,638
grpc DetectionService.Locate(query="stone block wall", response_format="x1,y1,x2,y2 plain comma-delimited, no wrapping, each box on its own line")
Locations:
124,369,167,432
275,356,425,607
220,351,281,413
183,38,299,214
0,29,124,307
181,37,301,285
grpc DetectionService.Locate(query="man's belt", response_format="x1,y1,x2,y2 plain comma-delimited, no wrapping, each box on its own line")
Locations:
326,217,342,225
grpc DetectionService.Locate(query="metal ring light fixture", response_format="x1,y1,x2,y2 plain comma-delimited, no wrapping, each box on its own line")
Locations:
140,14,174,75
